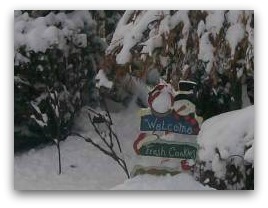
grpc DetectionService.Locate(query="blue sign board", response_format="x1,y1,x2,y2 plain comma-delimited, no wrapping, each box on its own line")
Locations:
140,113,200,135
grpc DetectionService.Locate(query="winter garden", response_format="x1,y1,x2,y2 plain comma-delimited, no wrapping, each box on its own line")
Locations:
14,10,254,190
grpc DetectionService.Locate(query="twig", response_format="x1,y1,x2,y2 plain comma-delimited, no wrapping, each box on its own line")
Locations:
71,131,129,178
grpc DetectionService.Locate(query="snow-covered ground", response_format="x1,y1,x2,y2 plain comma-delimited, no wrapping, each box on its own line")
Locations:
14,104,140,190
14,103,132,190
14,103,211,190
112,173,213,190
14,135,212,190
14,136,126,190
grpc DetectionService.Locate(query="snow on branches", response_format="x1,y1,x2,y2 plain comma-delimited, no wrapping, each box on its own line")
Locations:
105,10,254,118
106,10,254,77
14,11,94,65
95,69,113,89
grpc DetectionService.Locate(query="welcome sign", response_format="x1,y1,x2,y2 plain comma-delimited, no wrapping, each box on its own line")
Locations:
140,113,200,135
133,85,202,176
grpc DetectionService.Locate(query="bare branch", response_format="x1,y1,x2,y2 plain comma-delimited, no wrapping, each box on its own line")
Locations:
71,103,130,178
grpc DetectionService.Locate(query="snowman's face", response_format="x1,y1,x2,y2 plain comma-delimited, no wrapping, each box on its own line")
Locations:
151,92,172,113
149,87,173,114
173,99,196,116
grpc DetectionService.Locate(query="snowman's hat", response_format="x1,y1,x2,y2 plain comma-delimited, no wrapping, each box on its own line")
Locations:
178,80,197,92
174,93,196,105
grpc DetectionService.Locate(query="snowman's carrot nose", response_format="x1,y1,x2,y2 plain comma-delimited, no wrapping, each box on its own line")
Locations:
176,105,187,113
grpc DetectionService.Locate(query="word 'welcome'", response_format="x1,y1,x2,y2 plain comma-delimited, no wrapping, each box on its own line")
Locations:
140,114,198,135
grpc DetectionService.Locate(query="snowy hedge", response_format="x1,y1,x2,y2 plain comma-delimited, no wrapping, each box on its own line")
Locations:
196,106,254,189
14,10,107,151
107,10,253,73
15,11,96,65
105,10,254,118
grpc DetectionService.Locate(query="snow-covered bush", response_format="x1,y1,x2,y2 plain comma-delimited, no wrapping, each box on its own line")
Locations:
105,10,254,118
14,10,108,152
196,106,254,189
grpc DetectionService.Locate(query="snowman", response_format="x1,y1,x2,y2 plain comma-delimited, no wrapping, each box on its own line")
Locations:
173,80,196,116
173,97,196,116
173,95,203,125
148,82,174,117
173,80,203,125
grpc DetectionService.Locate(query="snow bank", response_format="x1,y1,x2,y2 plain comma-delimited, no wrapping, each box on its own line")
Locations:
111,173,214,190
197,106,254,178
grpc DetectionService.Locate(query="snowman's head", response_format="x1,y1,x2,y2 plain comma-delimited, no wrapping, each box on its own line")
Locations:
173,99,196,116
148,84,174,116
151,94,173,114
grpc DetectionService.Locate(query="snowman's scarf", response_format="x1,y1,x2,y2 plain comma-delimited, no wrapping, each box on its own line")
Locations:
172,111,200,135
